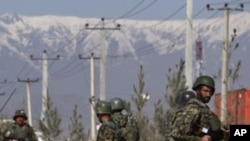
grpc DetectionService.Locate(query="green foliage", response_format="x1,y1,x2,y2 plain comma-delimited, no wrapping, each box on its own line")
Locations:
131,65,150,120
131,64,153,141
67,105,87,141
165,58,187,108
38,94,62,141
151,58,187,140
152,100,167,139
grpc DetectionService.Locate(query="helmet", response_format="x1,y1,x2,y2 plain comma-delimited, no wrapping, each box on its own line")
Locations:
175,91,196,106
13,109,27,120
95,100,111,114
110,97,125,111
192,75,215,93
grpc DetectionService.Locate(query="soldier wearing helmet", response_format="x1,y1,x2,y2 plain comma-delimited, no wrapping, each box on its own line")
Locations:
95,100,122,141
2,109,37,141
192,75,215,103
165,90,196,141
175,90,196,106
169,75,224,141
110,97,139,141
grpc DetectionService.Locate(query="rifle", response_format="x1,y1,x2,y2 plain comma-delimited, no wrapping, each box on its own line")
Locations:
4,134,25,141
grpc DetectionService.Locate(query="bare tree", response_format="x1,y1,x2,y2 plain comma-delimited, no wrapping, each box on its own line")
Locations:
67,105,87,141
131,64,153,141
152,58,187,140
165,58,187,108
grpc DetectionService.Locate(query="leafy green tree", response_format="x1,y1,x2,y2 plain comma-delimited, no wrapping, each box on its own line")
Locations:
67,105,87,141
38,94,62,141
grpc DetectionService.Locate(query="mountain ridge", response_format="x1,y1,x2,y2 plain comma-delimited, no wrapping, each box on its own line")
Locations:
0,12,249,136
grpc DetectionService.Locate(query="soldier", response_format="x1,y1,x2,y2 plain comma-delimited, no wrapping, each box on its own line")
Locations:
110,97,139,141
169,75,224,141
2,109,37,141
175,90,196,107
165,90,196,141
95,100,122,141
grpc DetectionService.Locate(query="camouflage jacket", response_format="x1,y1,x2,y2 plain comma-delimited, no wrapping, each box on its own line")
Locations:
169,98,224,141
111,113,139,141
2,122,37,141
165,107,183,139
97,120,122,141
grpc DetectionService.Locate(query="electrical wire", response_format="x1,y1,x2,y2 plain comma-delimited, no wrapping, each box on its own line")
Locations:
121,0,158,19
0,88,17,113
115,0,146,19
106,6,222,58
134,3,186,30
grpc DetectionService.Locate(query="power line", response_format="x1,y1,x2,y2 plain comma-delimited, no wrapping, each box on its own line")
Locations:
134,2,186,30
0,88,17,113
115,0,146,19
122,0,158,18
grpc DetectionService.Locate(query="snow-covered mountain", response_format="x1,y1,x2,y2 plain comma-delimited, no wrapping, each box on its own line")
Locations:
0,12,249,136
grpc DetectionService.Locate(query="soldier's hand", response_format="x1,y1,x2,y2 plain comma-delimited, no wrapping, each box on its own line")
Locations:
201,135,211,141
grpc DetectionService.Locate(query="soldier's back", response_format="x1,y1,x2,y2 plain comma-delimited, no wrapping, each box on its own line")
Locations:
121,115,139,141
97,120,122,141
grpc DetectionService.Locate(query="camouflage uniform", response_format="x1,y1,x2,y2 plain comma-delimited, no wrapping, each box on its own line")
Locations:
97,120,121,141
165,91,196,141
169,76,224,141
95,100,122,141
2,109,37,141
169,98,224,141
111,112,139,141
110,98,139,141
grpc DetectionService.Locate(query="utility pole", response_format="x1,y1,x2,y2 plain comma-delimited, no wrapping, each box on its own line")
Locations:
79,53,100,141
185,0,193,90
207,3,243,124
17,78,39,126
85,17,120,100
30,50,59,125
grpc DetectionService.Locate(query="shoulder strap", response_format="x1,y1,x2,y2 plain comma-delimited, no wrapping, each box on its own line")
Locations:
187,98,207,108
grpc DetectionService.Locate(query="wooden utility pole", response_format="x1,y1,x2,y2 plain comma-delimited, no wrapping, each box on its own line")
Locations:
85,18,120,101
79,53,100,141
17,78,39,126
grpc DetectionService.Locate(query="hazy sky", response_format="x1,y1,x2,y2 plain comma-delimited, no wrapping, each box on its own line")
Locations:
1,0,249,20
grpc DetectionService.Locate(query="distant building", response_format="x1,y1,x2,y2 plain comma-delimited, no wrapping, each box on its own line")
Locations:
214,88,250,124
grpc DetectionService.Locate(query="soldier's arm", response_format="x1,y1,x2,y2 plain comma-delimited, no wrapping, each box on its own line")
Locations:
170,103,203,141
97,125,114,141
